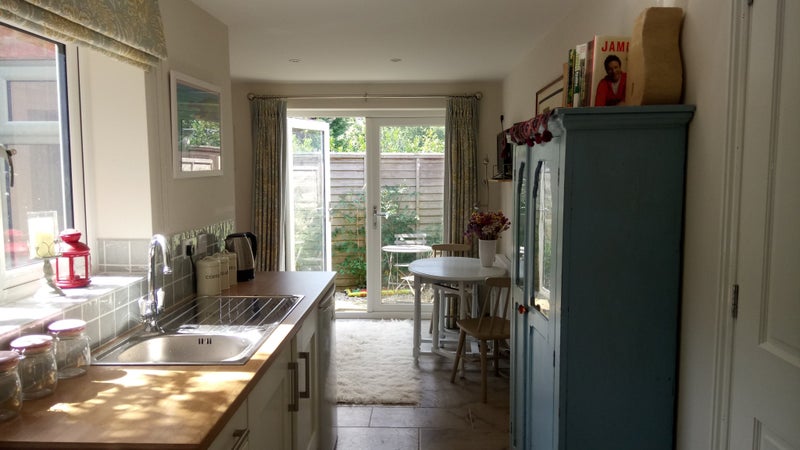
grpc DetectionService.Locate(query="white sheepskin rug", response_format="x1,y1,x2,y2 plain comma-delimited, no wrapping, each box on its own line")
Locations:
335,319,420,405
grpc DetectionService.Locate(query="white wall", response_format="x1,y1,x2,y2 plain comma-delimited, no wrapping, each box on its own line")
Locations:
501,0,732,448
79,49,152,239
230,81,504,236
149,0,236,235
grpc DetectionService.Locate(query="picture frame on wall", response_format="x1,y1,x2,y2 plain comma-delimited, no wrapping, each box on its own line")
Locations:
170,70,223,178
535,75,565,115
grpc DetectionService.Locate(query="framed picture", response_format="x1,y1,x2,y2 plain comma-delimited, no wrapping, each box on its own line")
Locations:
535,75,565,115
170,70,223,178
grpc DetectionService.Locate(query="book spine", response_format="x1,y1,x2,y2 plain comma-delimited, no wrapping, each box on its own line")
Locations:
567,48,576,107
574,43,587,107
584,39,595,107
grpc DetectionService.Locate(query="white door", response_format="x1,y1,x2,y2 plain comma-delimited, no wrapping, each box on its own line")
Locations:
728,0,800,447
287,118,331,272
365,117,445,314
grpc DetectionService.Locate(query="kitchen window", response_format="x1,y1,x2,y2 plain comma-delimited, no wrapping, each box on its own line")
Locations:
1,22,77,294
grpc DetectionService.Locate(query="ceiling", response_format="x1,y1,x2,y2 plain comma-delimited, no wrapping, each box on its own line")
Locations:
190,0,576,83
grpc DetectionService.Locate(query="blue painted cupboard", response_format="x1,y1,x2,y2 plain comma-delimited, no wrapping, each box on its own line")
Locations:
510,106,695,449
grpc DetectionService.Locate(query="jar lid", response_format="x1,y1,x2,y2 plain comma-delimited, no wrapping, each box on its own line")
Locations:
10,334,54,353
48,319,87,336
0,351,19,371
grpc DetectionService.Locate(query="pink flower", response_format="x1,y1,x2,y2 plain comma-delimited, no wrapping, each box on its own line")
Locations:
464,210,510,241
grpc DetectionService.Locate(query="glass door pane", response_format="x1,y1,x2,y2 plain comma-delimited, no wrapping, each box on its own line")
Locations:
366,118,445,313
287,118,331,271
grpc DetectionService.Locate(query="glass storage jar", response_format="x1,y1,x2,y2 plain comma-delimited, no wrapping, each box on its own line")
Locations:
10,334,58,400
47,319,91,379
0,351,22,422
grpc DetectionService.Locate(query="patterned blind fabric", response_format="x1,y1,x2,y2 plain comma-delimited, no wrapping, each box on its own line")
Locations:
0,0,167,69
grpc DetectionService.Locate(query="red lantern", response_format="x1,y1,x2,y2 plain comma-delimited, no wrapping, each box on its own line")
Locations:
55,229,91,288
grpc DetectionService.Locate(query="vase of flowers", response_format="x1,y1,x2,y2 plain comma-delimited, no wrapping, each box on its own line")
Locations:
464,210,511,267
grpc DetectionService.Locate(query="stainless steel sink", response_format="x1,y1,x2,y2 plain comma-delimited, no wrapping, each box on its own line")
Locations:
93,295,302,365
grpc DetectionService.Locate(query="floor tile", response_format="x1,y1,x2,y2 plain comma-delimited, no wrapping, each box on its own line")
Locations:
337,406,373,427
370,406,470,429
420,428,510,450
337,427,419,450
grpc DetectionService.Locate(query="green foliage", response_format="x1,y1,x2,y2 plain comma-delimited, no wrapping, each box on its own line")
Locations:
331,190,366,285
292,128,323,153
298,118,444,154
380,126,445,154
185,119,220,147
317,117,366,153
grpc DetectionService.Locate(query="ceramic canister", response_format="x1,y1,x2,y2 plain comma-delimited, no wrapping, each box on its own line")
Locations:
213,253,230,290
196,256,221,296
221,249,238,286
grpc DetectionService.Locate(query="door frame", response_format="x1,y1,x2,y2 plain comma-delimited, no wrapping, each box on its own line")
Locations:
286,117,332,272
712,0,762,447
365,116,445,315
287,108,444,319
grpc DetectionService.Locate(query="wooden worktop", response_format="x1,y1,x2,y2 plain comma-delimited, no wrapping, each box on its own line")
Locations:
0,271,336,450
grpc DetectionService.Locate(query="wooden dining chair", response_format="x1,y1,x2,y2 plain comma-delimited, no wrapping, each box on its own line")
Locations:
450,276,511,403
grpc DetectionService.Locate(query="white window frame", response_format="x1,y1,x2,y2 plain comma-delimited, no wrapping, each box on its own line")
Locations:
0,24,85,301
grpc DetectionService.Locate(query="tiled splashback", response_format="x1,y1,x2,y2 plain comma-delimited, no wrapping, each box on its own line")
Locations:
0,220,235,351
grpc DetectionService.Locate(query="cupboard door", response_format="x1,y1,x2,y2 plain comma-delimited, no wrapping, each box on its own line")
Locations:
510,144,530,450
528,142,559,450
208,399,248,450
248,348,293,450
294,308,319,450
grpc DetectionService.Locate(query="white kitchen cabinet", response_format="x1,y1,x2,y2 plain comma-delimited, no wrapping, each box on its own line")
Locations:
209,307,320,450
208,397,249,450
248,347,293,450
292,307,319,450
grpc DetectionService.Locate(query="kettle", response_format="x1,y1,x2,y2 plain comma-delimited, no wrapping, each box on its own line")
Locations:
225,232,257,282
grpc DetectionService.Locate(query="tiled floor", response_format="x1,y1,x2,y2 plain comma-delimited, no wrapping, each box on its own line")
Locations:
335,319,510,450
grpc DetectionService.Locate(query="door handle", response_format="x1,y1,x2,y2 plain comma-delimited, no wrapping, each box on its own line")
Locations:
298,351,311,399
232,428,250,450
288,361,299,412
372,205,388,228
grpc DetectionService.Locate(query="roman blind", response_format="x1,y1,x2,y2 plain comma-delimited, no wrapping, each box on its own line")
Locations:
0,0,167,69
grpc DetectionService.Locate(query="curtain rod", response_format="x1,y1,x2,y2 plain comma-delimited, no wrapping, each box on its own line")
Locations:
247,92,482,101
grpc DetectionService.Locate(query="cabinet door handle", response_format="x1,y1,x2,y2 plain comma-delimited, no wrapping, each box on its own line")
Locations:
232,428,250,450
288,361,299,412
299,351,311,399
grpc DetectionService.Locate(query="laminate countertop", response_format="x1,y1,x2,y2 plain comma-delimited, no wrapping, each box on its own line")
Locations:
0,271,336,449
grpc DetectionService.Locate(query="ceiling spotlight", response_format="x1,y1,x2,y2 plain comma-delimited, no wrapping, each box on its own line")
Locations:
390,58,402,63
288,58,302,63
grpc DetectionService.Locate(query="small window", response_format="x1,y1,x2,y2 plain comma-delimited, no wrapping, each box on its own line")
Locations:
1,23,73,289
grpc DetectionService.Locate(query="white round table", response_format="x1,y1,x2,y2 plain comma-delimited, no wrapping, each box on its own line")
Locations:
408,256,506,360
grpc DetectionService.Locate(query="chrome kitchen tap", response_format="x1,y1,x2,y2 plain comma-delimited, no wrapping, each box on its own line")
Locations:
140,234,173,332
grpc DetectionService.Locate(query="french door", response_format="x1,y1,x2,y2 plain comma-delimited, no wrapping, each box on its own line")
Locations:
287,118,331,272
365,117,444,315
287,113,443,317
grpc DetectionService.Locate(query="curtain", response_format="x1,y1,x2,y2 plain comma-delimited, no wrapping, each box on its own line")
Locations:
445,96,479,249
250,97,287,272
0,0,167,69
